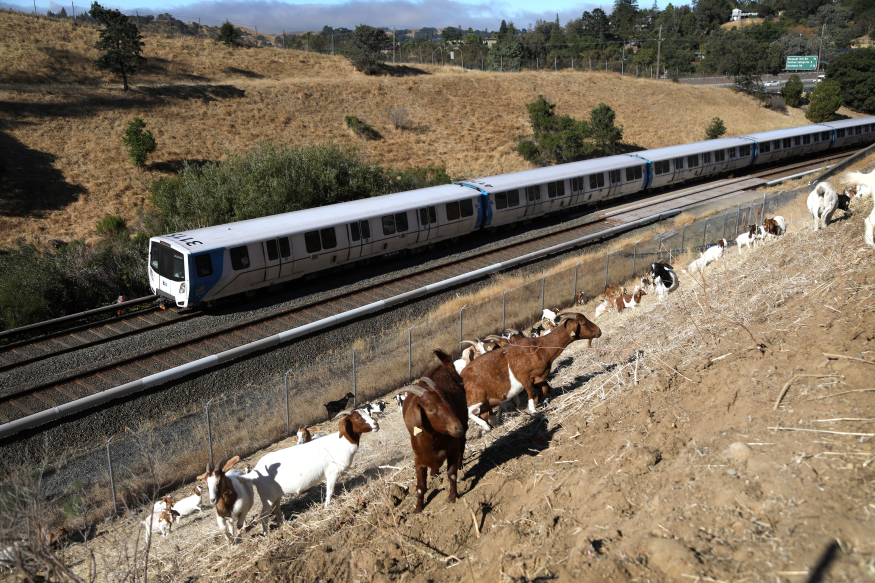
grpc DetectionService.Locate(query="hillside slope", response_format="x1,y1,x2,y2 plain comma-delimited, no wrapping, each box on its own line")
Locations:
0,10,821,248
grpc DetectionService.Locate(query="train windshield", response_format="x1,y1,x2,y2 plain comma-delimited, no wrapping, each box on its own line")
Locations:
150,242,186,282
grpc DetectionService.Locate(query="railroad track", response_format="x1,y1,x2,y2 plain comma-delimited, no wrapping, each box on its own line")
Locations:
0,146,861,424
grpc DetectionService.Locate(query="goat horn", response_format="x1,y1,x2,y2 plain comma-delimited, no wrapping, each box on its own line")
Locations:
461,340,476,346
405,385,429,397
418,377,438,389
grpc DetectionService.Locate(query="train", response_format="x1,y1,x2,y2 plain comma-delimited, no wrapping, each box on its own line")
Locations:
149,116,875,308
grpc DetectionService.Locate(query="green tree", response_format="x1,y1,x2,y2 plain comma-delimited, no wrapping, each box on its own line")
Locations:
344,24,391,74
123,117,157,169
216,19,240,47
705,117,726,140
806,79,843,122
517,96,594,165
89,2,145,91
825,48,875,113
589,103,623,155
781,74,804,107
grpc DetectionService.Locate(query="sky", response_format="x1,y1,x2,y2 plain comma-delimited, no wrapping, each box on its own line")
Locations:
2,0,676,34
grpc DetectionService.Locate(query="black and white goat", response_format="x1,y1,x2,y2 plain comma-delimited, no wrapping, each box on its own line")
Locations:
650,262,679,301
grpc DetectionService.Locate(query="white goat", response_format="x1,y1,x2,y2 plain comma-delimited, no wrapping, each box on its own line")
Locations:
198,456,255,545
687,239,727,274
807,182,839,231
541,308,558,324
247,410,379,535
170,486,204,521
840,170,875,246
140,508,178,543
152,495,174,511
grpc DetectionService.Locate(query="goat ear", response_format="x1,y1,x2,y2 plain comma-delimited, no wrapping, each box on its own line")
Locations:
196,472,208,481
221,456,240,473
339,416,353,440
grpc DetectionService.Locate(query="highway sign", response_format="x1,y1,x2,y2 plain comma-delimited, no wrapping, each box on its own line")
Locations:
786,56,818,70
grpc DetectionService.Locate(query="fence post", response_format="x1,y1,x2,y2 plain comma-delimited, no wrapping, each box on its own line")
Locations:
681,224,687,252
760,193,766,224
632,239,641,276
458,304,468,356
283,368,293,437
502,290,509,331
603,252,612,292
573,260,583,301
205,398,215,469
722,210,729,240
408,324,415,381
540,274,546,312
702,218,709,249
352,344,360,407
106,436,117,514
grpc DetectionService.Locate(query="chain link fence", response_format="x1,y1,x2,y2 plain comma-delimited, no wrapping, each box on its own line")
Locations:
4,183,823,527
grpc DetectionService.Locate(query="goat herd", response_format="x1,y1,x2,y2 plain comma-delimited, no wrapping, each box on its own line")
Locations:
142,170,875,547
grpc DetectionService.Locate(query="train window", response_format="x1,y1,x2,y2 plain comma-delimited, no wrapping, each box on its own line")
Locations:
460,199,474,217
526,186,540,201
446,201,461,221
674,157,685,170
304,231,321,254
802,134,811,145
427,207,436,224
195,255,213,278
230,246,250,270
714,150,725,162
740,145,751,157
728,148,736,159
813,134,819,142
547,182,557,198
321,228,337,249
609,170,621,184
419,209,429,225
571,177,584,191
507,189,520,206
793,136,801,146
495,192,508,209
395,213,408,232
625,166,642,181
856,126,862,135
279,237,291,258
821,131,830,141
350,222,360,241
702,152,712,164
760,141,771,153
150,243,160,272
687,154,699,168
864,125,870,133
782,138,791,149
772,140,780,149
382,215,396,235
837,129,846,138
654,161,670,175
361,220,371,239
589,173,605,188
265,239,279,261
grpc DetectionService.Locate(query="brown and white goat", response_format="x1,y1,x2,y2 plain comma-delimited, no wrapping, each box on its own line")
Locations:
141,508,179,543
403,350,468,513
197,456,254,545
461,312,601,431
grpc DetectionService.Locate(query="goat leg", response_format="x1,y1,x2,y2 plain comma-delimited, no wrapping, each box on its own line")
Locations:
413,464,428,513
446,447,461,504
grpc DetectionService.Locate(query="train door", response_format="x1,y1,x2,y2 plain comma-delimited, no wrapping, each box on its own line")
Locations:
277,237,295,277
670,157,685,183
606,169,622,198
524,185,542,216
347,220,372,260
417,206,439,242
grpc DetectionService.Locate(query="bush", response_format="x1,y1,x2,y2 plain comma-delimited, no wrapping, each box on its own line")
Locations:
589,103,623,156
385,106,409,130
806,79,843,122
149,142,452,234
768,95,788,114
96,215,129,238
344,115,379,140
343,24,390,74
705,117,726,140
825,48,875,113
123,117,157,169
216,20,239,47
782,74,804,107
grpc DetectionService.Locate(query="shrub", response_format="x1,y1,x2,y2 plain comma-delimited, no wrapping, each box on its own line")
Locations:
782,74,804,107
343,24,390,74
344,115,379,140
96,215,129,238
806,79,843,122
589,103,623,156
825,48,875,113
768,95,788,114
705,117,726,140
385,106,409,130
216,20,239,47
123,117,157,169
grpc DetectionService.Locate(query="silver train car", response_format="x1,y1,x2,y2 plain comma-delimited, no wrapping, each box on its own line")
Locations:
149,116,875,308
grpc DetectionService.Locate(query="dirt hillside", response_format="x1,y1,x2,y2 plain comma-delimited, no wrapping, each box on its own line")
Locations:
55,182,875,582
0,10,823,248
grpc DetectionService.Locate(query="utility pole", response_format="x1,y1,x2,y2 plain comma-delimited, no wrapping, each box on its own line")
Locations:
656,24,663,80
817,23,826,72
282,28,286,49
393,27,396,64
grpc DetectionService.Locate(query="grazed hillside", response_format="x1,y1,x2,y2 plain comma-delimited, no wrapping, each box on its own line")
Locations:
0,10,826,248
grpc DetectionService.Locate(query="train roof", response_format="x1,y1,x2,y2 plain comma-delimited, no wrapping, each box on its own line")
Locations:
151,183,475,250
634,137,755,161
740,123,832,142
463,155,641,192
818,116,875,130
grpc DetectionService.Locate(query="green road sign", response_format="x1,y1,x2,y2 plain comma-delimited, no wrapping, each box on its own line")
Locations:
786,56,818,70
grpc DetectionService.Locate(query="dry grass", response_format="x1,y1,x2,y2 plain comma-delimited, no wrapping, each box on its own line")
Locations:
0,9,821,248
45,175,874,582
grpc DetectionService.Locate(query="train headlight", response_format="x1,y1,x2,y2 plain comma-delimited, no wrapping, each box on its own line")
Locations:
179,283,186,294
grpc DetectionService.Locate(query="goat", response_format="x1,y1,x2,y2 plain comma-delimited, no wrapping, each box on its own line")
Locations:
575,290,587,305
362,401,387,416
298,426,323,444
808,182,839,231
841,169,875,200
324,392,355,419
394,392,407,412
613,288,647,313
141,508,179,543
461,312,601,431
169,486,204,521
403,350,468,513
594,294,618,318
736,224,758,253
198,456,255,545
603,284,621,299
247,409,379,535
687,239,727,274
153,495,175,511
